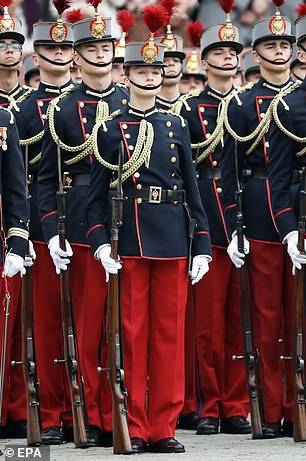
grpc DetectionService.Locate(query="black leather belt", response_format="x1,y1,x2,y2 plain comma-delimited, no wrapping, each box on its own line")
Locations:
71,174,91,186
198,168,221,180
123,186,185,204
242,168,268,180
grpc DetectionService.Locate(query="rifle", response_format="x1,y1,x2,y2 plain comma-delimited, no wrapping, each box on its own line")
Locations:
291,171,306,442
21,144,41,446
55,140,88,448
233,140,263,439
107,141,132,454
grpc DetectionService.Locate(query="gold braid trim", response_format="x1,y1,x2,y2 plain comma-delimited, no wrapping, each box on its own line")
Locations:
29,153,41,165
92,117,154,187
271,83,306,156
63,100,109,165
172,90,202,116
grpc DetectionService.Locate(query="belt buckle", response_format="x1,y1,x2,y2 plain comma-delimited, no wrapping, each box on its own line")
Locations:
149,186,162,204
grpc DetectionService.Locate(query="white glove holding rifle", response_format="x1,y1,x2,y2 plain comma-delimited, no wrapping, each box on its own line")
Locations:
227,232,250,268
285,230,306,275
95,244,122,282
48,235,73,275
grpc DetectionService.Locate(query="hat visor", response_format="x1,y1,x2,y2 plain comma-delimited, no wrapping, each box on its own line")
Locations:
34,39,73,46
74,36,115,47
202,41,243,58
124,60,166,67
244,66,260,77
253,34,295,48
164,51,186,60
0,31,24,45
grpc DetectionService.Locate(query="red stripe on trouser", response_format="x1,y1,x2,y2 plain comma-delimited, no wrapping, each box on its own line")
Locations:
281,252,294,422
70,245,111,431
181,284,197,416
121,258,188,443
0,275,26,425
248,240,285,423
32,243,72,429
195,246,248,419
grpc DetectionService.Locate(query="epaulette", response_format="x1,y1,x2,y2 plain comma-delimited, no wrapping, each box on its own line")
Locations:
14,86,37,109
47,85,76,114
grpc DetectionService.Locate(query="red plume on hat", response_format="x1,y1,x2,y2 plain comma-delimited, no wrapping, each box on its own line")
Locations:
0,0,15,32
53,0,71,16
86,0,102,16
158,0,177,25
186,21,204,48
117,10,136,35
272,0,285,7
296,4,306,17
219,0,235,14
65,8,84,24
142,5,168,63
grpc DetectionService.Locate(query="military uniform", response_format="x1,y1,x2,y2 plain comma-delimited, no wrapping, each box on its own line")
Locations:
87,39,211,452
220,11,296,433
174,20,249,431
14,76,75,433
0,107,28,430
37,15,129,441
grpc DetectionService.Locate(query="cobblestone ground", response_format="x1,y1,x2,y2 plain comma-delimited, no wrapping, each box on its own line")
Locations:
2,430,306,461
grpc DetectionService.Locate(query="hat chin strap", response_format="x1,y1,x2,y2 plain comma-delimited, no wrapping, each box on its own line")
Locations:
255,49,292,66
0,56,22,68
206,55,239,72
163,62,183,80
128,67,165,91
34,46,73,67
75,43,115,68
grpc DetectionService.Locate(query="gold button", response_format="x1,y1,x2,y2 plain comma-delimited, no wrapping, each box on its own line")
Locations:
42,114,47,120
206,133,211,138
136,184,142,190
214,177,220,182
200,106,205,113
166,121,172,127
82,117,87,123
258,98,263,104
122,99,127,105
38,101,43,107
168,131,174,138
217,187,222,193
85,133,90,139
173,185,177,190
128,145,134,150
171,156,177,163
260,112,265,119
170,143,175,149
80,102,85,108
171,173,175,177
122,123,128,129
137,198,142,204
265,141,269,148
125,133,131,139
134,172,140,178
192,160,196,165
203,120,208,126
212,160,217,167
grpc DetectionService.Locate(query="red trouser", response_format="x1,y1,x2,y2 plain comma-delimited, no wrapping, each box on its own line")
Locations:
248,239,292,423
121,258,188,443
33,243,71,429
70,245,111,431
0,275,26,426
181,285,197,416
195,246,248,419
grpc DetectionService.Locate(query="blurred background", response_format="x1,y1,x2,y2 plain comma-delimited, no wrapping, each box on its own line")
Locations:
7,0,304,52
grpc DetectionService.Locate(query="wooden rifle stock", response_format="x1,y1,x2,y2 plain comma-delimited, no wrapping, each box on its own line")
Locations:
21,251,41,446
292,177,306,442
236,189,263,439
107,142,132,454
21,145,41,446
57,189,88,448
56,139,88,448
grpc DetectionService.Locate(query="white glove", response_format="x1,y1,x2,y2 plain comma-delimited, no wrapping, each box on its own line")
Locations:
190,255,210,285
48,235,73,275
24,240,37,268
285,230,306,275
95,244,122,282
3,253,26,278
227,234,250,268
